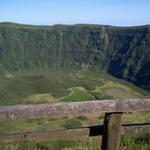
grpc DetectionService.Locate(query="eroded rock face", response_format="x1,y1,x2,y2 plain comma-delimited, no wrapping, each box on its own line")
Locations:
0,23,150,90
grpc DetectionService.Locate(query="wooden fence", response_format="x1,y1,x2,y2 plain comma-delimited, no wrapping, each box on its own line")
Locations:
0,99,150,150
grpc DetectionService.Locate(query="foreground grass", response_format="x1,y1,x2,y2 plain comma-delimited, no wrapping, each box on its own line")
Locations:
0,135,150,150
0,113,150,149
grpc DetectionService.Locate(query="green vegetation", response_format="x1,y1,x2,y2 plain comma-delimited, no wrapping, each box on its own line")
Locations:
120,134,150,150
0,68,149,149
0,69,149,105
95,80,145,99
76,115,88,121
0,22,150,149
0,135,150,150
61,88,95,102
0,140,79,150
0,23,150,90
63,118,83,129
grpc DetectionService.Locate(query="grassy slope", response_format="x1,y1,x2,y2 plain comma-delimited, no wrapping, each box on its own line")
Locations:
0,68,149,105
0,23,150,91
61,87,95,102
0,69,150,149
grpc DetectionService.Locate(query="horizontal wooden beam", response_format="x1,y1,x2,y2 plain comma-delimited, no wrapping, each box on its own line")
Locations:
0,99,150,121
0,128,90,144
122,123,150,135
0,123,150,144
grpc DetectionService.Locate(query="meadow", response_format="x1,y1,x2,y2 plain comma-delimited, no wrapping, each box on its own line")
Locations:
0,68,150,149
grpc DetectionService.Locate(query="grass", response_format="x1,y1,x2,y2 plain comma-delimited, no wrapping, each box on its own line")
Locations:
0,69,101,104
105,88,139,99
63,118,83,129
0,68,149,105
95,80,144,99
0,135,150,150
61,88,95,102
0,68,150,149
0,118,62,134
0,113,150,150
0,22,150,149
0,140,80,150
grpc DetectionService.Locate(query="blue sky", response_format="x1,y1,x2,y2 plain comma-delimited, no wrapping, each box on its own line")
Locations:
0,0,150,26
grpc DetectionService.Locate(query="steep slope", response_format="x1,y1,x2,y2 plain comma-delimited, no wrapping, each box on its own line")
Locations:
107,26,150,90
0,23,104,71
0,23,150,90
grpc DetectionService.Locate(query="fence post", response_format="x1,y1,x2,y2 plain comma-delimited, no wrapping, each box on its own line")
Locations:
101,112,123,150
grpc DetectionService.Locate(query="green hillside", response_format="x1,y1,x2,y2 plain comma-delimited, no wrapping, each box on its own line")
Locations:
0,68,149,105
0,23,150,91
0,23,150,150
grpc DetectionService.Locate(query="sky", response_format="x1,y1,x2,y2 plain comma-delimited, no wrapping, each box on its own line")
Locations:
0,0,150,26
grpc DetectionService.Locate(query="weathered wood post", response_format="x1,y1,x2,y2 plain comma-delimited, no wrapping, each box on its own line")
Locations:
101,112,123,150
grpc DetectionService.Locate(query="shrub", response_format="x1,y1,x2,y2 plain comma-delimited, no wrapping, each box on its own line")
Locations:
77,115,88,121
63,118,83,129
98,115,104,120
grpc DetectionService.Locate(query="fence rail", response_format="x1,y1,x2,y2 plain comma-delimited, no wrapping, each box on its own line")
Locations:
0,123,150,144
0,99,150,121
0,99,150,150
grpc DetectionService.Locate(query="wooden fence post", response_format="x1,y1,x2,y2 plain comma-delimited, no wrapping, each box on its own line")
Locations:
101,112,123,150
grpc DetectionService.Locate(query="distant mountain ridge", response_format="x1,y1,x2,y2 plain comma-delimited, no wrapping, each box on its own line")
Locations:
0,23,150,90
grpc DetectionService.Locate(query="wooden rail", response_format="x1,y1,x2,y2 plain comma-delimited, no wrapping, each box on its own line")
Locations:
0,99,150,121
0,99,150,150
0,123,150,144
